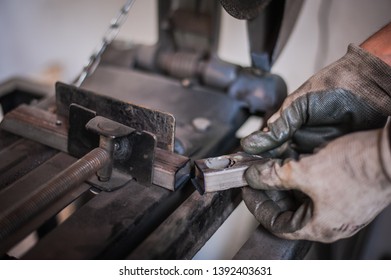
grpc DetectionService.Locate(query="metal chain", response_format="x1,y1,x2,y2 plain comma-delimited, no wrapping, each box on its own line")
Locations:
73,0,136,87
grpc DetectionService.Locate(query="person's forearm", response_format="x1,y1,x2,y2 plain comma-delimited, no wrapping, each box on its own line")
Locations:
360,22,391,67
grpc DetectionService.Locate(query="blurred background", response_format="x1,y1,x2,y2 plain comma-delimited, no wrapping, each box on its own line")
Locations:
1,0,390,259
1,0,390,91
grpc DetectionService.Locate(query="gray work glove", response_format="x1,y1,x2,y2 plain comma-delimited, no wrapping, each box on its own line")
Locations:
241,44,391,154
242,126,391,242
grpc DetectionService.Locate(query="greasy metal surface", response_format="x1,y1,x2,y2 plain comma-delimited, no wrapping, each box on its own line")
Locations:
56,82,175,152
74,110,157,186
128,189,241,259
118,130,156,185
234,225,311,260
246,0,303,70
23,181,173,259
0,130,20,150
0,148,110,244
0,104,68,153
247,0,285,71
0,153,90,255
68,104,98,157
82,66,243,127
87,169,132,192
86,116,135,138
0,138,58,191
82,66,246,157
193,152,268,194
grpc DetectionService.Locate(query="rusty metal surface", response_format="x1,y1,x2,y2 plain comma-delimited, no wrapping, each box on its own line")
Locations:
0,130,20,150
128,189,241,259
56,82,175,152
1,104,189,190
68,104,98,156
1,104,68,152
0,153,91,255
0,148,110,245
154,148,191,191
0,138,58,191
23,181,174,259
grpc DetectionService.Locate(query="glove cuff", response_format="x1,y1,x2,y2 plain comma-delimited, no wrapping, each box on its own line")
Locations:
380,118,391,182
344,44,391,115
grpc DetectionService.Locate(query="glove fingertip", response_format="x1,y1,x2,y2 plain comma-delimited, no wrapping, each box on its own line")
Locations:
241,130,286,155
240,134,264,154
244,161,284,190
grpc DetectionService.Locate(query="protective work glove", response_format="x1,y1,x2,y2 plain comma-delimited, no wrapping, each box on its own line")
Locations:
241,44,391,154
242,125,391,242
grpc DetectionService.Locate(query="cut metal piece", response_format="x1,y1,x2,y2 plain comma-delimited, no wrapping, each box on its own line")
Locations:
153,148,191,191
0,105,188,191
56,82,175,152
193,152,268,194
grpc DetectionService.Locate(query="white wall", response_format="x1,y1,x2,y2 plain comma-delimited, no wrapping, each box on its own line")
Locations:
1,0,390,259
1,0,390,90
0,0,157,83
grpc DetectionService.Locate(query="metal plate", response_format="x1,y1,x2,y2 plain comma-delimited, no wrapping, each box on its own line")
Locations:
67,104,157,186
56,82,175,152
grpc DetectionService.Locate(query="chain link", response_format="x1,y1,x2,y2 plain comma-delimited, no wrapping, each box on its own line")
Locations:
73,0,136,87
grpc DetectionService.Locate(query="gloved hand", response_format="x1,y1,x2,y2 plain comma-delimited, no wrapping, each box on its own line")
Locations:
242,126,391,242
241,44,391,154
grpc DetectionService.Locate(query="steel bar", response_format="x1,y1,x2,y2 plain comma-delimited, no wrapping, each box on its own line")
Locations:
0,104,68,152
193,152,268,193
0,148,109,243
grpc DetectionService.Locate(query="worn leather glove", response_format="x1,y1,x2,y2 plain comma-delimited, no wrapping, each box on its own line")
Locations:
241,44,391,154
242,125,391,242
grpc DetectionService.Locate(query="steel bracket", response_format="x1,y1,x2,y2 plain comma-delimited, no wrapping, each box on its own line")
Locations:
68,104,156,191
